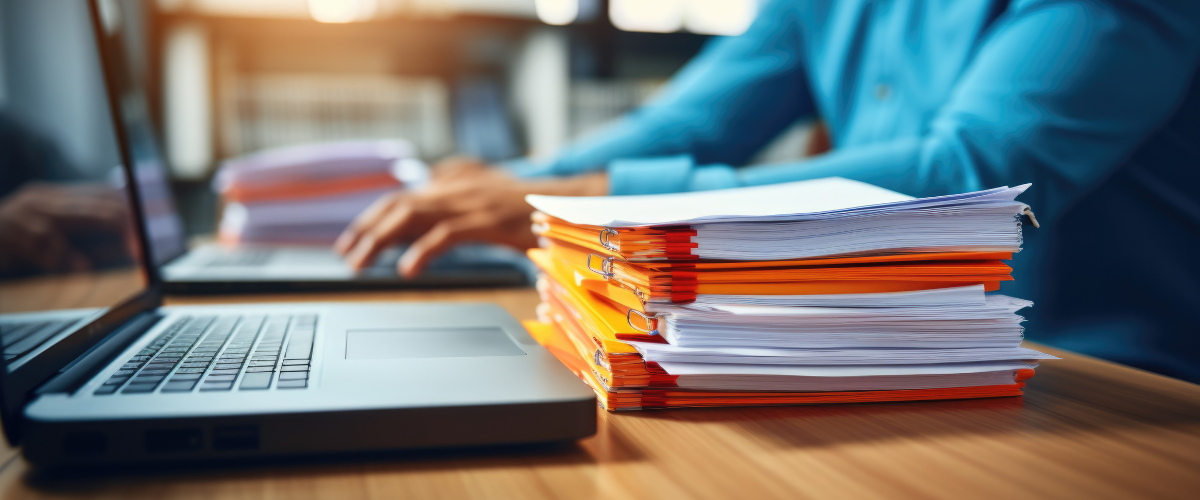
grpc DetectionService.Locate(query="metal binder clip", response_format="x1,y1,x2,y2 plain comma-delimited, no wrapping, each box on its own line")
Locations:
626,309,661,336
586,254,614,279
599,228,620,252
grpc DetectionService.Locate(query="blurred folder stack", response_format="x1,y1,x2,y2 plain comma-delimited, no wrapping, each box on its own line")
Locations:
214,139,427,245
522,177,1054,411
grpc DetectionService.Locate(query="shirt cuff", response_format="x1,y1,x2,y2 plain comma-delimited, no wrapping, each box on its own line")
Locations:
607,155,695,195
687,164,740,191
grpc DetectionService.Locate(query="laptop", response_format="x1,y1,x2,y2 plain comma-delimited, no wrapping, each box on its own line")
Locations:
91,0,531,294
0,1,595,467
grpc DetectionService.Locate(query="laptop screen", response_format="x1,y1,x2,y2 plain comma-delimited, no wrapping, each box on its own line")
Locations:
0,0,150,371
93,0,187,266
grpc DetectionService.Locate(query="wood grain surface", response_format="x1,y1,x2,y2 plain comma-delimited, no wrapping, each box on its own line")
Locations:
0,287,1196,499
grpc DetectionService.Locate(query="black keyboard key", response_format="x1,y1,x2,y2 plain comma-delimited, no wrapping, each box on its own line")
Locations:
93,385,119,395
122,383,158,393
239,372,272,390
276,379,307,389
278,371,307,381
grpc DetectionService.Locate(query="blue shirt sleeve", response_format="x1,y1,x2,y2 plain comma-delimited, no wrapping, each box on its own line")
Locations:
507,0,816,194
735,0,1200,221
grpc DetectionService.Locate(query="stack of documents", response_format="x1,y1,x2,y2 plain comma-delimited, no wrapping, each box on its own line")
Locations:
521,177,1053,411
214,139,427,245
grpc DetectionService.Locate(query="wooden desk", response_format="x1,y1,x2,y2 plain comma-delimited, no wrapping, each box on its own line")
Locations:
0,287,1197,499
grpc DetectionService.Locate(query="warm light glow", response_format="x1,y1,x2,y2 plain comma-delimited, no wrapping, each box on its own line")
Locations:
609,0,684,33
307,0,378,24
535,0,579,25
685,0,757,36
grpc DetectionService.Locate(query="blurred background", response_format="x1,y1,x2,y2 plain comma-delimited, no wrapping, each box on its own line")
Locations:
0,0,816,241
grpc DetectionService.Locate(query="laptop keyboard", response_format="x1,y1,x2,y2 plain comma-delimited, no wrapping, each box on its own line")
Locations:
204,251,273,267
93,314,316,395
0,319,76,361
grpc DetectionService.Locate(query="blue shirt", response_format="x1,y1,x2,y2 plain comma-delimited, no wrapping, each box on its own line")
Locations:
511,0,1200,382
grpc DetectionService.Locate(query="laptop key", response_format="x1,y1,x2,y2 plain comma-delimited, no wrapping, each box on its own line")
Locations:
278,371,307,381
199,381,233,391
276,379,307,389
170,373,202,381
280,365,308,372
93,385,119,395
239,372,272,390
245,366,274,373
122,383,158,393
206,374,236,382
161,381,197,392
282,360,309,366
209,369,239,375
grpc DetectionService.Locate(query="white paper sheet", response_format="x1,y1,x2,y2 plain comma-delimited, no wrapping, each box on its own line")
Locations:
527,176,1030,227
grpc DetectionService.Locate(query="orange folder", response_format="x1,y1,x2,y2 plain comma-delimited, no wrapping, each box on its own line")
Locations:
534,240,1012,305
522,320,1029,411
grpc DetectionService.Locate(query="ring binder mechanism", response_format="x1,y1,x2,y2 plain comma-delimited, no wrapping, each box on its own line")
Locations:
626,309,662,335
600,228,621,251
586,254,615,279
523,178,1051,410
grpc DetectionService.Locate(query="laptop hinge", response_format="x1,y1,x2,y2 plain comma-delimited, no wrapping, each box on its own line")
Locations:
36,313,163,395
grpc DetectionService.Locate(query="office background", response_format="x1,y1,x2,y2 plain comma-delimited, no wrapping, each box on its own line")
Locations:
0,0,814,238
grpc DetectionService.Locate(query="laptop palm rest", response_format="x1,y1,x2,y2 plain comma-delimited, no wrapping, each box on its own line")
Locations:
344,328,527,359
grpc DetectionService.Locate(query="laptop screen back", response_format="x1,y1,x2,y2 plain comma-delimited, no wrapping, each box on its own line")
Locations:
0,0,152,371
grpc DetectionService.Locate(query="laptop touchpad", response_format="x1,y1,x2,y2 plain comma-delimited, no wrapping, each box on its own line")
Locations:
345,328,526,359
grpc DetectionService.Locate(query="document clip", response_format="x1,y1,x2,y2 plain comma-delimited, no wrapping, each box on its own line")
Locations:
587,254,615,279
599,228,620,251
626,309,662,336
1022,207,1040,228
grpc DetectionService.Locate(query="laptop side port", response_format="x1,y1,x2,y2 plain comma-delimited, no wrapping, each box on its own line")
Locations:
213,425,259,451
145,429,202,452
62,431,107,455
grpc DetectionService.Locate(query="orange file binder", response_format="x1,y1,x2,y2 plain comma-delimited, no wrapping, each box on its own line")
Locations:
523,320,1031,411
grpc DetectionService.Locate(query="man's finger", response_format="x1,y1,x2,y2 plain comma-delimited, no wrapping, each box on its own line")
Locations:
397,215,482,277
345,204,416,270
334,192,403,254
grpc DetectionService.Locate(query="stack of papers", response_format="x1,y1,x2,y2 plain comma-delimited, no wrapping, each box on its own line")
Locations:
214,139,427,245
522,177,1053,411
529,177,1029,261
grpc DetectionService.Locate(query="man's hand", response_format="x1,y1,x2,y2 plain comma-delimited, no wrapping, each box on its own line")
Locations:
0,183,130,273
334,158,606,277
